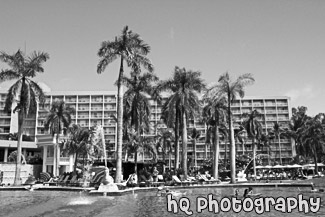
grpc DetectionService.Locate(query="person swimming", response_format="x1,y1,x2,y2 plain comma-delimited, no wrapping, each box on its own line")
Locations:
243,187,253,197
234,189,240,197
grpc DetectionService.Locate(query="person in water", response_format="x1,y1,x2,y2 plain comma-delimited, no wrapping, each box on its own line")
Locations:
243,187,253,197
234,189,240,197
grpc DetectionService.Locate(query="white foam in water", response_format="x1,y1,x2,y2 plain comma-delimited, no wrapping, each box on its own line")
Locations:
68,197,95,205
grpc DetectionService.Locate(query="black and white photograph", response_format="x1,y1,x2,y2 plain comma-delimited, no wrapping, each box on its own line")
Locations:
0,0,325,216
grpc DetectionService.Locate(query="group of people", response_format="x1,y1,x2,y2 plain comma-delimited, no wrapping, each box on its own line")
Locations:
127,166,160,187
235,187,254,197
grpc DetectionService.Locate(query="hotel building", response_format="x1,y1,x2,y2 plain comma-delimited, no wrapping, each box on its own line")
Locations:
0,89,293,170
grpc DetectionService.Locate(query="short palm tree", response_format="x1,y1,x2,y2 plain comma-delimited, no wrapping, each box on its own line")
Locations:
242,110,263,178
0,50,49,185
63,124,90,172
158,67,205,179
301,113,325,174
207,72,254,183
271,122,285,165
160,99,181,170
97,26,153,183
44,100,75,176
285,106,309,157
156,128,174,171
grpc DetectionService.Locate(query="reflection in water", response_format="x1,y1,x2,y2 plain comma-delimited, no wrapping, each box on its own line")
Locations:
0,187,324,217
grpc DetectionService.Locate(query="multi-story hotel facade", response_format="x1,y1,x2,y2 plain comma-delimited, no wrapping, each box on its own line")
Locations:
0,89,293,171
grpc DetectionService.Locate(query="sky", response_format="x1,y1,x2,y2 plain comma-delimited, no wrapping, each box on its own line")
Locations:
0,0,324,116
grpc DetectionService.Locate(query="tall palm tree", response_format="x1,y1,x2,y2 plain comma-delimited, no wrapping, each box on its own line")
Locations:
202,94,227,179
44,100,75,176
242,110,263,178
97,26,153,183
0,50,49,185
207,72,254,183
63,124,90,172
157,67,205,179
122,72,158,173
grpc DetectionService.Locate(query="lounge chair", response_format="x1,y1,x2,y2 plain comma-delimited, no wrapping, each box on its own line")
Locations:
172,175,191,186
43,174,65,186
58,174,71,186
67,175,78,186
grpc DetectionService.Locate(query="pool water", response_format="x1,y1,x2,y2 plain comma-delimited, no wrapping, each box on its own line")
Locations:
0,187,324,217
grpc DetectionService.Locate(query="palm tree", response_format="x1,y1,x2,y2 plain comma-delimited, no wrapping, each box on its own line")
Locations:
242,110,263,178
122,72,158,173
301,113,325,174
207,72,254,183
156,128,174,172
234,125,246,155
271,122,285,165
97,26,153,183
160,99,181,170
190,128,200,169
285,106,309,157
259,131,274,165
44,100,75,176
0,50,49,185
202,94,227,179
63,124,90,172
157,67,205,179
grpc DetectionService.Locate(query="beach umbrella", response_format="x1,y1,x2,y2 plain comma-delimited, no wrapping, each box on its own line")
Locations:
40,172,51,182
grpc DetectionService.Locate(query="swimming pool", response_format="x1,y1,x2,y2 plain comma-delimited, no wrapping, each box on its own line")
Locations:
0,186,324,217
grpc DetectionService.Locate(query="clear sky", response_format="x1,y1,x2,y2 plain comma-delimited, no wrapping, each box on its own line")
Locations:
0,0,324,116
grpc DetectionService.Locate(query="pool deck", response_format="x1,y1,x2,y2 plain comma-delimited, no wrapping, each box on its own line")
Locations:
0,182,315,196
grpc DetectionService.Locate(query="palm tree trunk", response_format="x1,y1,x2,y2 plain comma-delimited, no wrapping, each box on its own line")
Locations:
268,145,270,165
193,139,197,169
74,152,78,172
134,149,138,173
204,125,208,159
213,125,220,179
169,145,172,169
252,138,256,179
14,111,24,186
115,56,124,183
313,147,318,174
228,94,236,184
56,133,60,176
174,109,180,170
100,127,107,167
162,140,166,173
181,109,188,179
278,135,282,165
